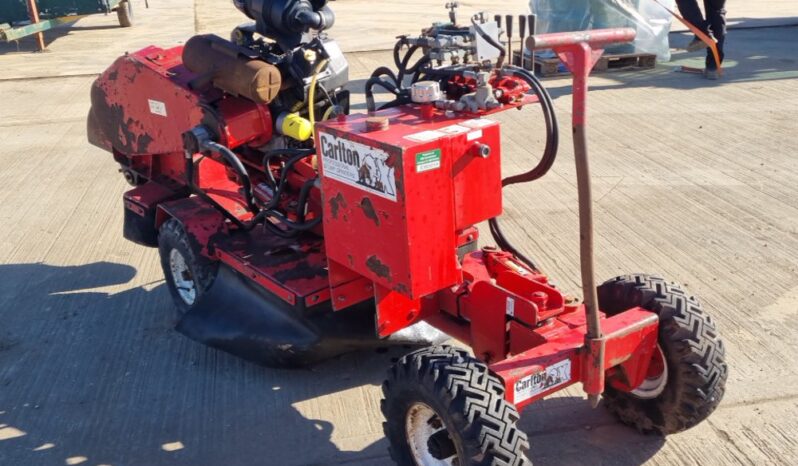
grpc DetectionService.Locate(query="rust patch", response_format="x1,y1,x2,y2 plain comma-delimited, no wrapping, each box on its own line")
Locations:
88,83,153,155
273,261,327,282
359,197,379,226
366,255,391,281
393,283,410,295
329,192,346,220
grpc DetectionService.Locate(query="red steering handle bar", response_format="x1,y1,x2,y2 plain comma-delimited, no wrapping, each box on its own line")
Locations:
525,27,636,51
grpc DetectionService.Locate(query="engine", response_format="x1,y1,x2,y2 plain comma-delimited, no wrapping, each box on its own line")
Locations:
88,1,553,253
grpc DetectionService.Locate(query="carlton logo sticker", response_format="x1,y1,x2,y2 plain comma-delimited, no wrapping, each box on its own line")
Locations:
319,132,397,201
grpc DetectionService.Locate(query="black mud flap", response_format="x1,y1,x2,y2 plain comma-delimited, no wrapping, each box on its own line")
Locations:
175,265,447,368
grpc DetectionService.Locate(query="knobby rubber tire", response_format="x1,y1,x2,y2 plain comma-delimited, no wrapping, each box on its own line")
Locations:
116,1,133,28
597,274,728,434
158,218,218,315
382,346,530,465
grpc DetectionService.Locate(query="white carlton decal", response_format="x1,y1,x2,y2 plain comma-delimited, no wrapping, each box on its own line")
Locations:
319,132,397,201
513,359,572,403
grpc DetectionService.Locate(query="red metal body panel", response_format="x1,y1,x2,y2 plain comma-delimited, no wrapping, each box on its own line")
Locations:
316,108,503,301
88,45,204,157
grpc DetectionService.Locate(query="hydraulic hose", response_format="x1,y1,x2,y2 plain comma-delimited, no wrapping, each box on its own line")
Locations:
365,76,402,113
471,15,506,69
488,65,560,271
500,66,559,186
202,140,258,214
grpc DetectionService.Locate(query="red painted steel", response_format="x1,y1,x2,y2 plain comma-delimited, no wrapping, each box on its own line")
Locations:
316,109,502,299
100,27,664,414
490,307,658,410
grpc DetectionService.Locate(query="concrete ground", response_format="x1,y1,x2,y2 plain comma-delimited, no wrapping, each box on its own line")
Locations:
1,1,797,465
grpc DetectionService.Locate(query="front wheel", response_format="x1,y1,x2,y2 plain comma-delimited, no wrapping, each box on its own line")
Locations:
597,274,728,434
381,346,530,465
158,219,217,315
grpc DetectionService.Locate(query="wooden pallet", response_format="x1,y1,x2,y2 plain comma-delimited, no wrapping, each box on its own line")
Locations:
513,50,657,77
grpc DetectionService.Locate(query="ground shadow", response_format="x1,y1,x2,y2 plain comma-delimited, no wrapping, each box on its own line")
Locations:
0,261,666,465
0,261,397,465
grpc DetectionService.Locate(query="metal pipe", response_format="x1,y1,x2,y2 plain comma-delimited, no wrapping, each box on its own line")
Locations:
25,0,45,51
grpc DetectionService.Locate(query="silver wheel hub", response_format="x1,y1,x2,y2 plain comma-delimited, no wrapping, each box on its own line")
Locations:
630,345,668,399
405,402,455,466
169,248,197,305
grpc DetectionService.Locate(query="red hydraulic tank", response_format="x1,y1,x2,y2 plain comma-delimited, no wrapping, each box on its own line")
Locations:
316,106,503,301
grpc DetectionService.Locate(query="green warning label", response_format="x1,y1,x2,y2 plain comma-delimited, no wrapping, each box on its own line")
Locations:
415,149,441,173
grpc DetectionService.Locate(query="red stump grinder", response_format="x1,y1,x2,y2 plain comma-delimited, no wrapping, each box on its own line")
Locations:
88,1,727,464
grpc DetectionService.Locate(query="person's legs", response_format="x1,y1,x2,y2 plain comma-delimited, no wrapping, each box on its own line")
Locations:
675,0,707,33
703,0,727,70
675,0,709,51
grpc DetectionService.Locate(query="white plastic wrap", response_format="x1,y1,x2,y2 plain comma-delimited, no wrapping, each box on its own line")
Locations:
529,0,675,61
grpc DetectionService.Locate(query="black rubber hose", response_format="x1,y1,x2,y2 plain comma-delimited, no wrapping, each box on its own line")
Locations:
202,140,258,214
264,151,314,211
262,148,314,188
184,151,246,229
500,66,559,186
471,15,506,68
396,45,425,84
487,65,560,271
296,177,317,222
365,76,402,112
370,66,399,86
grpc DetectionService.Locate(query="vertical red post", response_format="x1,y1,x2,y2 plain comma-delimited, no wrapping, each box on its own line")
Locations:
525,28,636,407
26,0,46,52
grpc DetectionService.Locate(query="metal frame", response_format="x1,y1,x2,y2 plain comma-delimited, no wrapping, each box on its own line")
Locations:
94,26,663,413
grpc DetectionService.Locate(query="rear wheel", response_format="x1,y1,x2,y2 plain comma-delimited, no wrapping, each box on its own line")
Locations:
597,274,727,434
381,346,530,465
158,219,217,314
116,0,133,28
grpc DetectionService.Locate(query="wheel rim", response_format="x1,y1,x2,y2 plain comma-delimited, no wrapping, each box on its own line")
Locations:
630,345,668,399
169,248,197,305
405,402,455,466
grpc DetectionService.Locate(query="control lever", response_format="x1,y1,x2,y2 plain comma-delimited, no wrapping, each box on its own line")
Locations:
528,14,536,72
518,15,527,69
505,15,513,68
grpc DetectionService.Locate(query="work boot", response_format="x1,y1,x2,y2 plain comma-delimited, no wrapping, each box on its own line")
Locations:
704,68,719,80
686,37,709,52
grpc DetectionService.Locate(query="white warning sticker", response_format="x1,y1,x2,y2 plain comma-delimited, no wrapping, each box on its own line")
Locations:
318,132,397,202
440,124,470,135
513,359,572,403
505,297,515,317
466,129,483,141
148,99,167,117
405,130,445,142
462,118,496,129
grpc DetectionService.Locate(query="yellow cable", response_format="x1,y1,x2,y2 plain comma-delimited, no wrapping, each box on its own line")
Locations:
309,58,330,138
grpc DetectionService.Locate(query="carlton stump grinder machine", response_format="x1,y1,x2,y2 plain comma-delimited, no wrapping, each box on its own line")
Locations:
88,1,728,464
